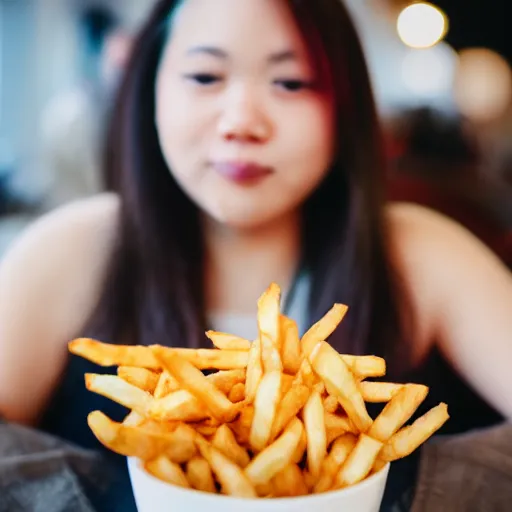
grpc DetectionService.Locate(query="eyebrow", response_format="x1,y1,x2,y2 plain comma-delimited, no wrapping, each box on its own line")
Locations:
185,46,299,64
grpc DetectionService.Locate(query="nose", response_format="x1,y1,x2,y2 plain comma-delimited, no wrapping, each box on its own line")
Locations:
217,87,272,144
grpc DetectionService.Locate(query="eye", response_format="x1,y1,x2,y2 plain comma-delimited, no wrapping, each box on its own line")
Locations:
274,79,312,92
184,73,222,86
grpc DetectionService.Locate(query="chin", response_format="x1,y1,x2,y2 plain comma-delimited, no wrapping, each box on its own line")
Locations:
205,204,280,231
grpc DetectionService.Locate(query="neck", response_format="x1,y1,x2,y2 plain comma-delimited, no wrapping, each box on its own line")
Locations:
203,211,301,315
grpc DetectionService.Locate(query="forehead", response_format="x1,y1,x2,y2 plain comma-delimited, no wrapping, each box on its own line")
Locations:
167,0,309,61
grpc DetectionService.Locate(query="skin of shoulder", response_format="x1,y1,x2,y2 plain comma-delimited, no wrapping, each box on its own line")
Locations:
0,192,119,424
389,201,512,419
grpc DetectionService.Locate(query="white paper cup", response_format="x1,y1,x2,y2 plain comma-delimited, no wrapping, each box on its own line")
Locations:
127,457,390,512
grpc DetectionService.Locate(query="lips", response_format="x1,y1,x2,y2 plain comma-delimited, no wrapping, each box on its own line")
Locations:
210,161,274,185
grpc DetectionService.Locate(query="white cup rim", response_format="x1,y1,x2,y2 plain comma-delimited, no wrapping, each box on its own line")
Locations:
128,457,390,505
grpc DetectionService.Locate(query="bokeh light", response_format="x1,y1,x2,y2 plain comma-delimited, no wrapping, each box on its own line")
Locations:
453,48,512,122
397,2,448,49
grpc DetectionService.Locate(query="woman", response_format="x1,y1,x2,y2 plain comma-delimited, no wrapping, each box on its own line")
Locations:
1,0,511,510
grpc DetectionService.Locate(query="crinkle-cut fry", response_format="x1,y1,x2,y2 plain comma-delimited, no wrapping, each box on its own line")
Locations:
213,424,251,468
368,384,429,442
245,418,304,486
154,371,180,399
303,390,327,478
207,369,247,395
71,339,249,370
280,315,302,375
186,456,217,493
144,455,190,488
250,371,282,452
359,381,404,403
272,464,308,497
245,339,263,403
88,411,197,462
70,338,159,368
149,389,210,422
228,405,254,446
380,403,449,462
152,346,239,423
301,304,348,357
310,342,373,433
85,374,153,416
228,383,246,403
257,283,281,349
313,434,357,493
340,355,386,379
197,439,257,498
270,383,310,441
123,410,145,427
335,434,383,488
206,331,251,351
118,366,159,393
323,395,339,414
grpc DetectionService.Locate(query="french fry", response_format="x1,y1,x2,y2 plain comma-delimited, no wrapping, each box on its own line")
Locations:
70,339,159,368
380,403,449,461
88,411,196,462
246,418,304,486
272,463,308,497
324,412,357,445
281,373,295,396
323,395,339,414
292,424,308,464
301,304,348,357
335,434,383,488
303,391,327,478
313,434,357,493
205,331,251,351
186,456,217,493
250,371,282,452
71,339,249,370
152,347,239,423
154,371,180,399
341,355,386,379
212,424,251,468
245,339,263,403
149,389,210,422
257,283,281,349
368,384,429,442
85,374,153,416
198,440,257,498
270,383,310,441
359,381,403,403
280,315,302,375
228,383,246,403
310,342,373,433
123,410,145,427
207,369,246,395
145,455,190,488
118,366,159,393
228,405,254,446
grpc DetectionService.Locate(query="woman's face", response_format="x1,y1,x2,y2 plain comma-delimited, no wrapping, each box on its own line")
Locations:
155,0,335,229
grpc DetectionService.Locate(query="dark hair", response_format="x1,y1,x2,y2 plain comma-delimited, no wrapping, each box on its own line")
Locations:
89,0,411,376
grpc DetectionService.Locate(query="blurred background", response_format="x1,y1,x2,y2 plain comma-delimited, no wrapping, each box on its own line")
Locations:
0,0,510,267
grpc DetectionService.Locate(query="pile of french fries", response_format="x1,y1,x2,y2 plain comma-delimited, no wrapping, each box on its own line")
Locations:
69,283,449,499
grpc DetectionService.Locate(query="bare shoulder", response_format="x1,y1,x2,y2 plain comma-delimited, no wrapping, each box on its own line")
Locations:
0,193,120,423
387,202,512,356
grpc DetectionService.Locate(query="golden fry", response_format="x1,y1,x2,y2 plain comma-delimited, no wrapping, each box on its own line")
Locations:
280,315,302,375
205,331,251,351
186,456,217,493
118,366,159,393
359,381,403,403
212,424,250,468
145,455,190,488
272,464,308,497
380,403,449,461
303,391,327,478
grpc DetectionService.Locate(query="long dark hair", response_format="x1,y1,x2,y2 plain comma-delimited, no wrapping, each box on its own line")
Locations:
89,0,412,376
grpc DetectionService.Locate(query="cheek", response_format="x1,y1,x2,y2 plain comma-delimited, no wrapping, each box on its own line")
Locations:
283,101,335,183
